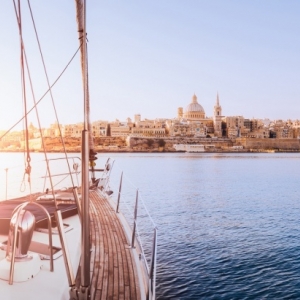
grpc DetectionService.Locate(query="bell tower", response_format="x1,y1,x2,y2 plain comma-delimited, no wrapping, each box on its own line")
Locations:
213,93,222,137
177,107,183,118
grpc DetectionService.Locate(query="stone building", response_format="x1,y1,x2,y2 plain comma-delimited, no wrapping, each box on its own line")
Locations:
166,119,190,137
269,120,293,139
64,122,83,138
225,116,244,138
131,117,165,137
92,120,108,137
176,93,220,137
110,120,132,137
43,121,64,138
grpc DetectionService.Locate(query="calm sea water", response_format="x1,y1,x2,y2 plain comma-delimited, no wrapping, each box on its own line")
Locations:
1,152,300,299
106,153,300,300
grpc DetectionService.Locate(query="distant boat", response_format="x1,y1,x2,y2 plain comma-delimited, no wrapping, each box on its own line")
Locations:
174,144,205,152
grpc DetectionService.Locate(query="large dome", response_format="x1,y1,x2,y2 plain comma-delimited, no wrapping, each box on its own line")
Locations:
185,102,205,113
184,94,205,119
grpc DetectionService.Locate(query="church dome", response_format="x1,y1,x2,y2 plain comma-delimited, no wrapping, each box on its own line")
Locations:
184,94,205,119
185,103,205,113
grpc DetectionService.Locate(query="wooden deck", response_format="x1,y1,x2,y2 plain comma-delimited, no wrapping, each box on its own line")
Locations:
87,190,142,300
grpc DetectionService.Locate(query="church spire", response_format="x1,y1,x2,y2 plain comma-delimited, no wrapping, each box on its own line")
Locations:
214,93,222,117
213,92,222,137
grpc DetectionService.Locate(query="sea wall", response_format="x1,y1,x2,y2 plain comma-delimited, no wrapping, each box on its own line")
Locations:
126,136,233,151
236,138,300,150
3,136,300,152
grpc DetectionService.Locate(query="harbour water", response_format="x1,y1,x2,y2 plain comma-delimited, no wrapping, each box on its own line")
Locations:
106,153,300,299
1,152,300,299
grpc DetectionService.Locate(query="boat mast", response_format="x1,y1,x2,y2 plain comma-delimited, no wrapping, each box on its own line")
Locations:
75,0,91,297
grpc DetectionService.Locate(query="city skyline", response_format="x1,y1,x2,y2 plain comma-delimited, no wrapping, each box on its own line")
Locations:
0,1,299,131
1,93,300,133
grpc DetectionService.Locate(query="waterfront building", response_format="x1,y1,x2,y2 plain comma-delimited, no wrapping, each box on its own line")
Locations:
269,120,293,139
292,120,300,139
243,118,251,132
92,120,108,137
131,116,165,137
241,118,269,138
225,116,244,138
110,119,132,137
241,118,270,138
166,119,191,137
43,121,64,138
64,122,83,138
246,128,269,139
293,127,300,139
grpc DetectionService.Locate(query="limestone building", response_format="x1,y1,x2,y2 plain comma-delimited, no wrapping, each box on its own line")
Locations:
225,116,244,138
176,93,220,137
131,116,165,137
92,120,108,137
110,120,132,137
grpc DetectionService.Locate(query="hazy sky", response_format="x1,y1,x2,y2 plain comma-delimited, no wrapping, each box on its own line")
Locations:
0,1,299,131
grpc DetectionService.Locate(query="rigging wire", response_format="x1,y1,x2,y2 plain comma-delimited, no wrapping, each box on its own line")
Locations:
0,44,81,142
10,17,56,199
27,0,76,190
13,0,32,197
7,0,81,199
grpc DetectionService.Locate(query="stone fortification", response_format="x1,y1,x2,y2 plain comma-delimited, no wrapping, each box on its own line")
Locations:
94,137,127,150
3,136,300,152
236,138,300,151
126,136,233,152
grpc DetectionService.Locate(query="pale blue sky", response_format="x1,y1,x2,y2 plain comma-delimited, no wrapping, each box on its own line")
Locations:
0,1,299,130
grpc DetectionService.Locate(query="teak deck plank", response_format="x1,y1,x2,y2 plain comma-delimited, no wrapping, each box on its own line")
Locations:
89,203,97,297
84,190,141,300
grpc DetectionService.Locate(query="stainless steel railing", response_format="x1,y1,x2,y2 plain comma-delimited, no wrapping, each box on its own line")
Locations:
1,156,81,201
2,155,83,289
105,170,158,300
